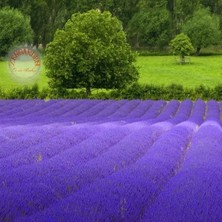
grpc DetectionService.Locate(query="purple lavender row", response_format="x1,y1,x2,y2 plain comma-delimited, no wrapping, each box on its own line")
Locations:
37,100,101,116
124,100,191,130
112,100,189,130
75,100,142,123
80,100,179,122
0,99,215,220
205,100,221,122
0,101,25,116
0,123,119,171
0,100,164,125
0,124,135,219
0,122,105,170
0,100,146,124
22,102,195,220
122,99,192,133
11,100,70,118
9,100,69,118
0,100,29,114
169,99,193,124
44,100,85,117
100,100,165,126
0,102,57,125
132,100,188,126
188,99,206,125
0,124,68,159
81,100,129,118
76,100,115,117
65,100,133,124
0,123,172,220
3,100,107,124
0,121,135,170
0,100,97,125
136,100,166,121
144,100,179,124
0,125,34,144
74,100,153,122
56,100,102,118
105,100,141,118
141,117,222,221
125,100,153,118
0,100,56,118
0,100,30,114
1,100,84,122
0,126,132,195
21,120,197,221
43,100,125,123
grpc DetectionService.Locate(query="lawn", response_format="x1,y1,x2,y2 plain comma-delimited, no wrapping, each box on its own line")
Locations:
0,60,48,90
1,55,222,90
137,55,222,88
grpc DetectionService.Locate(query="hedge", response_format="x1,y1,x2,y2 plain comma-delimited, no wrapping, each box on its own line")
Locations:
0,83,222,100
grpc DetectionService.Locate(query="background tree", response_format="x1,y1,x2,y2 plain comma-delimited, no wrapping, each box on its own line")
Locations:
200,0,222,31
183,8,221,55
167,0,200,35
44,10,139,95
1,0,222,51
25,0,70,48
0,7,33,56
127,8,171,48
200,0,222,14
127,0,171,48
109,0,141,28
170,33,194,64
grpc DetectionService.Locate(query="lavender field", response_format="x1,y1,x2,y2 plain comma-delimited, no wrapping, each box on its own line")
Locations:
0,99,222,221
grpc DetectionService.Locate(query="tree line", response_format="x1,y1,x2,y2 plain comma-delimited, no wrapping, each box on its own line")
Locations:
0,0,222,50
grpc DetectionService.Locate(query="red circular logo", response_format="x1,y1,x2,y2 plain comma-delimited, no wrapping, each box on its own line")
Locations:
8,46,41,83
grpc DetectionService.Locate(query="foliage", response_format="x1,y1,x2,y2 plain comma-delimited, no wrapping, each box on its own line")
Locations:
45,9,139,95
127,8,171,48
2,82,222,100
2,0,222,49
183,8,221,55
0,7,33,56
167,0,200,34
170,33,194,63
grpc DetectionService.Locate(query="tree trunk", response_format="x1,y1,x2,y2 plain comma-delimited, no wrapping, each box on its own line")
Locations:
196,47,201,56
135,33,140,48
180,54,185,64
86,85,91,96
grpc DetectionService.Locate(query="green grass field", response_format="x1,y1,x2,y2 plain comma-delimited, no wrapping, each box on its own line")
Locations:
0,61,48,90
1,55,222,90
137,56,222,88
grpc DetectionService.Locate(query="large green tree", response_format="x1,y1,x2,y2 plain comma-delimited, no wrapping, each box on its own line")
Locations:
183,8,221,55
0,7,33,56
45,10,139,95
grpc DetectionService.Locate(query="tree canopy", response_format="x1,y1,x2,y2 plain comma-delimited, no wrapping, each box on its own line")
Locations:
1,0,222,49
0,7,33,56
127,8,171,48
170,33,194,64
183,8,221,55
44,10,139,94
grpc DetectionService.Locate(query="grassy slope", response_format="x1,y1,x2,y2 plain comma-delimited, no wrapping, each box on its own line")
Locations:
1,55,222,90
138,56,222,88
